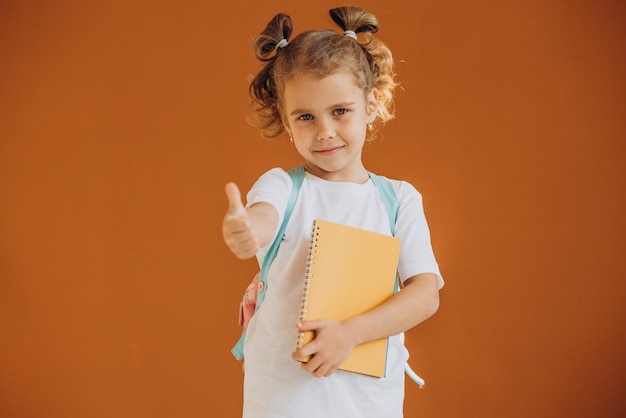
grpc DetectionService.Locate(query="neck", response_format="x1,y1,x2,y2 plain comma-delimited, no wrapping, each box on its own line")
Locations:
302,162,369,184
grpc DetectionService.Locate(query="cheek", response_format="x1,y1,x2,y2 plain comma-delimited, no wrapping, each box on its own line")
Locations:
291,125,313,141
349,123,368,141
291,135,308,151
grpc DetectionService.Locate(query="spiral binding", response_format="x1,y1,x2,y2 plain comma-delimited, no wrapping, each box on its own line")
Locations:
296,223,319,348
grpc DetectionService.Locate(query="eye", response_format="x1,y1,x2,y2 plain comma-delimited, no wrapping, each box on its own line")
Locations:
333,108,348,116
298,114,313,121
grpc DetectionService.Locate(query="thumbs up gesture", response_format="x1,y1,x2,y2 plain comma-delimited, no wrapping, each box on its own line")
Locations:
223,183,260,259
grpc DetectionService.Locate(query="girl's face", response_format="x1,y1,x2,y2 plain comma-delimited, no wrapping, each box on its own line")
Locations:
282,71,378,183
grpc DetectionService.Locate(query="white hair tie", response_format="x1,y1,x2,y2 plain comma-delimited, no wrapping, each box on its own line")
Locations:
275,39,289,50
343,30,357,40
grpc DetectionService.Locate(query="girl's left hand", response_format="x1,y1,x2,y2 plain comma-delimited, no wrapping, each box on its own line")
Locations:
291,320,356,377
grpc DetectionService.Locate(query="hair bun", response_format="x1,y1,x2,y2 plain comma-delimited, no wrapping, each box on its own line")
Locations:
329,6,379,34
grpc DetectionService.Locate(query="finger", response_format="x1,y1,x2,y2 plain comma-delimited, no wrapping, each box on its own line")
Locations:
323,365,338,377
292,347,308,361
302,354,335,378
292,336,318,362
296,320,323,332
223,216,253,235
302,354,324,376
229,238,260,259
225,182,246,218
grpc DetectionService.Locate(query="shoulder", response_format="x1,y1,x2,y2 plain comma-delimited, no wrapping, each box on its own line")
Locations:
250,167,293,191
256,167,290,181
246,167,297,209
371,172,423,203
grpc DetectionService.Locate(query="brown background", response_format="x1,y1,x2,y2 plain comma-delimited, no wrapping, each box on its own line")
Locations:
1,0,625,417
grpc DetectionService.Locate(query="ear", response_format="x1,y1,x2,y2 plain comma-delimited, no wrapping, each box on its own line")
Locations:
366,89,379,123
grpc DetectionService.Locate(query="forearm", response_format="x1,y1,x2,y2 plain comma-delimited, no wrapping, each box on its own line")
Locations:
246,202,279,249
241,202,278,248
342,273,440,346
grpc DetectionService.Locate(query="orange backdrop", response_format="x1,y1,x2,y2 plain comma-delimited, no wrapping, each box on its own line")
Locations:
1,1,625,417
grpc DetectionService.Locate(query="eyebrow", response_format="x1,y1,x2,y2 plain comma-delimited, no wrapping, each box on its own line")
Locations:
288,102,357,116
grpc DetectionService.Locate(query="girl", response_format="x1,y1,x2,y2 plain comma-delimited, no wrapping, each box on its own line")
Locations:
223,6,444,418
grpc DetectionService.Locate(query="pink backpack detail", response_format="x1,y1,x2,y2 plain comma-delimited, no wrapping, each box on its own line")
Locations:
238,273,259,329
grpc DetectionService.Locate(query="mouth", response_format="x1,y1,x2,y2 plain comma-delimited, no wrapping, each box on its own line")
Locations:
314,145,344,156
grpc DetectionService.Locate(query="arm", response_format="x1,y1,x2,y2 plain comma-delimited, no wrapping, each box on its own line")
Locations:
222,182,279,259
291,272,440,377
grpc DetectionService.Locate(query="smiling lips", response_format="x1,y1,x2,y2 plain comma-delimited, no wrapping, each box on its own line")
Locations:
314,145,344,156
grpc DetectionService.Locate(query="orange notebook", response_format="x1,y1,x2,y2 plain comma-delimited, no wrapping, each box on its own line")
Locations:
296,219,401,378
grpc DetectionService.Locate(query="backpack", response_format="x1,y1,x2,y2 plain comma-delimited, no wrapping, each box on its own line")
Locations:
231,165,426,387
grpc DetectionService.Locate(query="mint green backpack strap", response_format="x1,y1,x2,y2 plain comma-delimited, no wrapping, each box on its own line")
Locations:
368,172,401,291
255,165,305,309
231,165,305,360
369,171,426,388
368,172,399,238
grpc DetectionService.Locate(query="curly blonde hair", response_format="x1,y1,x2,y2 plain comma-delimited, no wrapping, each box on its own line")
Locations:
248,6,398,140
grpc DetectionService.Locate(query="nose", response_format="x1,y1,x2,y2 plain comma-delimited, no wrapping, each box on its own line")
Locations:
317,118,335,141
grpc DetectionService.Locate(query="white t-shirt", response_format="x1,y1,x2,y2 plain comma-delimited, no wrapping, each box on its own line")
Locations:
242,168,443,418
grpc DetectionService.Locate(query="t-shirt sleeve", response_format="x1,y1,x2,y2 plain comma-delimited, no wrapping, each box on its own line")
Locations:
245,167,292,257
394,181,444,289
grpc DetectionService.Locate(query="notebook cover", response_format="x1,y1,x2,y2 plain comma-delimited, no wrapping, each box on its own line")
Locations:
297,219,401,377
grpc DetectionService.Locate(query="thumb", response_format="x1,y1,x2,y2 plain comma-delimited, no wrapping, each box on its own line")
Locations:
225,182,246,218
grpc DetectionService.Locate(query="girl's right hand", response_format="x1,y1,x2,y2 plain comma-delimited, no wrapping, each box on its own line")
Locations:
223,183,260,259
